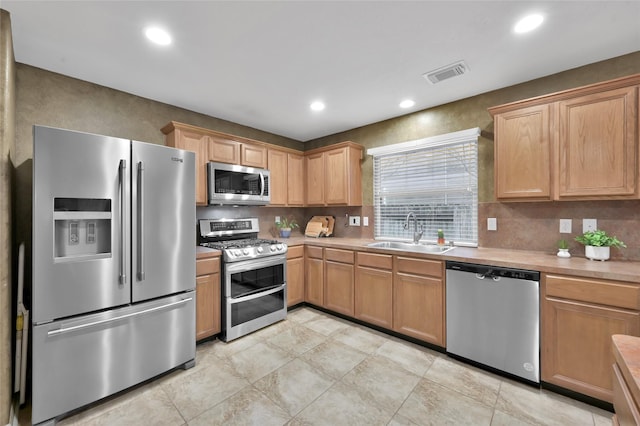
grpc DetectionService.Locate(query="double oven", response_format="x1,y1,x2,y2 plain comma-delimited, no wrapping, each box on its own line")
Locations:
200,218,287,341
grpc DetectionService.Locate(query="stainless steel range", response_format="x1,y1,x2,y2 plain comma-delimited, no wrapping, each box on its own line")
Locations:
199,218,287,341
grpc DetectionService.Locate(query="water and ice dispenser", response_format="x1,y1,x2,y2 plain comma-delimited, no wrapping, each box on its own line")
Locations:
54,198,111,260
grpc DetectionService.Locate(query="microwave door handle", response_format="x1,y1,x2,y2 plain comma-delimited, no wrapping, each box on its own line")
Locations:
119,159,127,285
259,172,265,197
137,161,145,281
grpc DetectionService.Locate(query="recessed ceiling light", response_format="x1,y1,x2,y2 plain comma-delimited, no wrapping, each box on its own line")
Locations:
310,101,325,111
145,27,172,45
399,99,415,109
514,14,544,34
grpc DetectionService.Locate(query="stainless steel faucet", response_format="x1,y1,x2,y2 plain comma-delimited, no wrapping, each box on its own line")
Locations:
404,212,423,244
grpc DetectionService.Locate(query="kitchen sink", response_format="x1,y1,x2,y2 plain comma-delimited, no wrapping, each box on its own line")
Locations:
367,241,455,254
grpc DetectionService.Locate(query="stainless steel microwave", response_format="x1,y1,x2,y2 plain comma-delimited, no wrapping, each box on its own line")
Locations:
207,162,270,205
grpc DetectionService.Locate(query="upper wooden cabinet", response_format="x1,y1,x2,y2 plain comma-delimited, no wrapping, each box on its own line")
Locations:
489,74,640,201
304,142,364,206
208,135,240,164
241,143,267,168
162,124,210,205
268,148,305,206
557,86,637,199
494,104,553,200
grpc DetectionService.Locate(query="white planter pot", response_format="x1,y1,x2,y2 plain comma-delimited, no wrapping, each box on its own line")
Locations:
585,245,610,261
557,248,571,258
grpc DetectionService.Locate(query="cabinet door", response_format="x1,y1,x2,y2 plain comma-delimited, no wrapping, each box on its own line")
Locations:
494,104,552,200
305,254,324,306
196,273,220,341
287,153,305,206
268,149,288,206
305,152,325,205
325,260,354,317
355,265,393,329
542,297,640,402
394,272,445,346
325,147,349,204
209,136,240,164
242,143,267,168
170,129,209,206
287,256,305,307
558,86,638,199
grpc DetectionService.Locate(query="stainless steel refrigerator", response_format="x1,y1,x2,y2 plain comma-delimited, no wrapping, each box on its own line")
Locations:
31,126,196,425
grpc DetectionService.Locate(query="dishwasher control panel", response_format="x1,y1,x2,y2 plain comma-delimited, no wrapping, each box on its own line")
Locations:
446,261,540,281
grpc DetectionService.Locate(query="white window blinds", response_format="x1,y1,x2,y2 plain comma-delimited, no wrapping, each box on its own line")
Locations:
368,128,480,246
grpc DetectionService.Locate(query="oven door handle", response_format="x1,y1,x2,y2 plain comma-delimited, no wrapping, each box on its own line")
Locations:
224,255,287,274
230,284,285,304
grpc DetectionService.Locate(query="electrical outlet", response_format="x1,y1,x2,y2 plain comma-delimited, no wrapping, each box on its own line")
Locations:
349,216,361,226
583,218,597,233
487,217,497,231
363,216,369,226
275,216,281,224
559,219,572,234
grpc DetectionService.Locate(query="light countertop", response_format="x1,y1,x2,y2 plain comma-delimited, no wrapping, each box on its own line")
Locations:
268,235,640,283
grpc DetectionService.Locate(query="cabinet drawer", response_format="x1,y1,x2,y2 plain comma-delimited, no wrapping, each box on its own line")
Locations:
306,245,323,259
287,245,304,259
325,248,354,264
196,257,219,276
545,274,640,310
396,256,442,278
357,252,392,270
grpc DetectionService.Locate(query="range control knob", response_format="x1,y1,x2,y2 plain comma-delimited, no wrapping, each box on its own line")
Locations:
276,244,283,251
233,250,241,257
242,249,249,256
270,245,277,252
257,246,264,254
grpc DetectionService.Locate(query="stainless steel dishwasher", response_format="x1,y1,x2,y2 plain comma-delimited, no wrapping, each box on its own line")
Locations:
446,261,540,383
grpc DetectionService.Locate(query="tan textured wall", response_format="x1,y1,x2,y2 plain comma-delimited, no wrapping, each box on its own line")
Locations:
305,51,640,206
0,9,15,424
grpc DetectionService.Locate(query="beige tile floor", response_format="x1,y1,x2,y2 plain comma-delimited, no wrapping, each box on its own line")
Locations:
21,307,613,425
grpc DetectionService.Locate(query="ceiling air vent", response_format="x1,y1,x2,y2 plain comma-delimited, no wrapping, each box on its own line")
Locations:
423,60,468,84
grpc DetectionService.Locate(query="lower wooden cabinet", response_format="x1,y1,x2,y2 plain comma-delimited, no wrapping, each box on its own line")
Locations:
393,256,445,347
355,252,393,329
287,245,305,306
305,246,324,306
542,274,640,403
324,248,355,317
612,335,640,426
195,254,221,341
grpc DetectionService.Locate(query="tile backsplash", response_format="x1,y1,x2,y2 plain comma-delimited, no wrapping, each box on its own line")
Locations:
479,200,640,261
197,201,638,261
196,205,374,240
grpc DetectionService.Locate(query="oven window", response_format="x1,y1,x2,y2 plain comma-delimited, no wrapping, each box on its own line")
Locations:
231,288,285,327
230,264,285,298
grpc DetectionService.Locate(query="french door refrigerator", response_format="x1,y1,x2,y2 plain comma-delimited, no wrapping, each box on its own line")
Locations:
31,126,196,425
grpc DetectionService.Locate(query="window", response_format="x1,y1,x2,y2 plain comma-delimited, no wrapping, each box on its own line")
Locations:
368,128,479,246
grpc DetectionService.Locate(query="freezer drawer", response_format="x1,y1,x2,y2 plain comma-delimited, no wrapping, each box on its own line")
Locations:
31,292,195,425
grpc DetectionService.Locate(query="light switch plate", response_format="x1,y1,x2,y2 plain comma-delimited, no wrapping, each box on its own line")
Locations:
583,218,597,233
487,217,497,231
559,219,572,234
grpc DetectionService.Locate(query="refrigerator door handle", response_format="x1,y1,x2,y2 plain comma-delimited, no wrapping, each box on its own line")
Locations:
119,159,127,284
46,297,193,336
137,161,145,281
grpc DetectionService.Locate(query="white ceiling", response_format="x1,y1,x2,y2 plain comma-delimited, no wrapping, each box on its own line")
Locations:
3,1,640,142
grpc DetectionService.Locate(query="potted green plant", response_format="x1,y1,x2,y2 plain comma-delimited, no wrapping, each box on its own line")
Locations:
574,230,626,261
557,239,570,258
276,216,298,238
